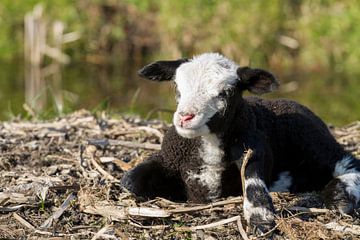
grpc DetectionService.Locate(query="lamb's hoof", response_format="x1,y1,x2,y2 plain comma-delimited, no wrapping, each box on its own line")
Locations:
249,214,276,236
322,177,357,214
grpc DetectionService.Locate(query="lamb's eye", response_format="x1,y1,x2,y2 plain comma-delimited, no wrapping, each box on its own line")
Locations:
219,88,233,98
219,87,235,99
219,91,227,98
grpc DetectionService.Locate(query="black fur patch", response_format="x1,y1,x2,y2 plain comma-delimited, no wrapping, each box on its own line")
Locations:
249,213,276,234
322,178,356,214
121,157,186,201
246,184,274,210
237,67,279,94
138,59,188,81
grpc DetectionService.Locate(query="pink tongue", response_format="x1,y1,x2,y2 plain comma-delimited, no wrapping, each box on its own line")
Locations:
181,114,194,122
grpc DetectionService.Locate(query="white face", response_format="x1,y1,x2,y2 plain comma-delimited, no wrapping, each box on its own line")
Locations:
173,53,239,138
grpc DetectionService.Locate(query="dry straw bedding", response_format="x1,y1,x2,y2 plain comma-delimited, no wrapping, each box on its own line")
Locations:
0,110,359,239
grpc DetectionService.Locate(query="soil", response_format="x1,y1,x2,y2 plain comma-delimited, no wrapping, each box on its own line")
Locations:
0,110,359,239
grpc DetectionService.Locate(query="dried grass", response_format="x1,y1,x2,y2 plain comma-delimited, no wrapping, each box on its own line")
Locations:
0,110,359,239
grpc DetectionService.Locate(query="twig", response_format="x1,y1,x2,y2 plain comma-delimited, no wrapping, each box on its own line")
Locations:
40,192,76,229
82,197,242,221
129,220,169,230
71,225,100,231
259,212,311,238
236,217,250,240
33,229,93,237
13,212,35,230
127,207,170,218
241,149,253,197
0,192,29,205
259,221,282,238
168,196,242,214
81,205,126,221
108,139,161,150
287,206,330,214
88,151,119,182
34,230,66,236
88,139,161,150
136,126,164,142
49,184,80,191
325,221,360,235
0,205,24,212
45,155,77,162
175,216,241,231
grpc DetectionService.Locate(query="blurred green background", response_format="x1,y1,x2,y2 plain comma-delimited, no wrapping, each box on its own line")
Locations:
0,0,359,125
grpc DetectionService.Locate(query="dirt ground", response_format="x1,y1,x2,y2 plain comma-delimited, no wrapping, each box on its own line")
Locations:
0,110,360,240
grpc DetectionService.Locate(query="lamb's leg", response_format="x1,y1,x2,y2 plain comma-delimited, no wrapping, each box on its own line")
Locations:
233,135,276,234
243,163,276,234
322,155,360,214
120,154,186,201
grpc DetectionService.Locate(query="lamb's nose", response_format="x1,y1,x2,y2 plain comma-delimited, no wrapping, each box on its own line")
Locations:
180,114,195,122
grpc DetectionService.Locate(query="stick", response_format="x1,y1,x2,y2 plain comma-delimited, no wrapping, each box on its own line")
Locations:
33,229,93,237
0,205,24,212
13,212,35,230
259,212,310,238
129,221,169,230
40,193,76,229
88,152,119,182
82,197,242,220
82,205,126,221
127,207,170,218
169,196,242,214
108,139,161,150
287,206,329,214
236,217,250,240
175,216,241,231
241,149,253,197
325,222,360,235
88,139,161,151
45,155,77,162
136,126,164,142
49,184,80,191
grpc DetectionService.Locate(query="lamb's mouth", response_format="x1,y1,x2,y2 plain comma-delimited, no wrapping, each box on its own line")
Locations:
175,124,210,138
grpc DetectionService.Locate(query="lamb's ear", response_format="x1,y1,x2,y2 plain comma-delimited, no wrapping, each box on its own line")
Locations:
138,59,188,81
237,67,279,94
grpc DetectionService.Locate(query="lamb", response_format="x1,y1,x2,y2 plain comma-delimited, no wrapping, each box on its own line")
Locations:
121,52,360,233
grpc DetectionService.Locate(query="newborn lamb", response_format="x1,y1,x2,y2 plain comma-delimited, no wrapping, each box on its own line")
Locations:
121,53,360,233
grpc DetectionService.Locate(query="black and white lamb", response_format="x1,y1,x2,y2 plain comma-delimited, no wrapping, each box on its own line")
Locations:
121,53,360,232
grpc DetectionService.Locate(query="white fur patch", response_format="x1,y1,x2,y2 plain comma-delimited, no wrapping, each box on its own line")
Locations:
175,125,210,139
187,134,224,199
243,178,274,222
243,195,275,223
200,134,224,165
337,173,360,204
334,155,358,177
269,171,292,192
245,177,268,191
173,53,239,138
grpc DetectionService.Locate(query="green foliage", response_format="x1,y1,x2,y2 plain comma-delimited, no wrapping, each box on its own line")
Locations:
297,0,360,75
0,0,79,60
0,0,359,124
3,0,360,74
